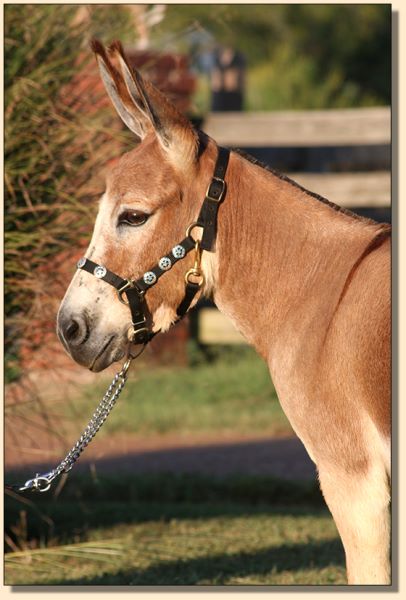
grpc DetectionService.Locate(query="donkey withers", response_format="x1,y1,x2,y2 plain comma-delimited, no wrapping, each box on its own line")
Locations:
57,41,391,584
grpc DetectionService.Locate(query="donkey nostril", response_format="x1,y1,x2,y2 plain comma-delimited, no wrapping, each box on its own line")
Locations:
59,313,89,348
65,320,80,341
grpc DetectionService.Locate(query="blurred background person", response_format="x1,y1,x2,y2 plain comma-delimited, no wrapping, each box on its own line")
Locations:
210,45,246,111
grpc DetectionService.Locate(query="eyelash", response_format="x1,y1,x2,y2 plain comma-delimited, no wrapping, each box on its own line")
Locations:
117,210,150,227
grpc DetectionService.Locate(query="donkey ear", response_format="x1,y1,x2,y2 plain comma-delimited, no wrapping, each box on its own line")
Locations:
91,39,151,141
108,40,198,166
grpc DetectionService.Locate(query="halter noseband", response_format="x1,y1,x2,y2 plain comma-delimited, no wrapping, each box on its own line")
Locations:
76,146,230,346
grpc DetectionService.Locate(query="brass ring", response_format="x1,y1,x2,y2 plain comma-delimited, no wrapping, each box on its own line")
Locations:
186,222,201,241
121,357,133,378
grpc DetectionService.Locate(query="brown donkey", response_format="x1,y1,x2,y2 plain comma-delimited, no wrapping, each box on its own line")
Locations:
57,41,391,585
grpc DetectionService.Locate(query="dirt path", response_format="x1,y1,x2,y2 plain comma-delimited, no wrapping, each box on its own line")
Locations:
6,361,316,482
5,430,316,481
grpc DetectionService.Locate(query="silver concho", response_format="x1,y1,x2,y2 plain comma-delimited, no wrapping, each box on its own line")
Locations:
172,245,186,259
143,271,157,285
77,257,86,269
158,257,172,271
94,266,107,279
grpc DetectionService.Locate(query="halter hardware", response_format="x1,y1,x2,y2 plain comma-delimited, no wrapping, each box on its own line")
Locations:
184,239,204,288
117,280,137,305
206,176,226,203
186,221,201,241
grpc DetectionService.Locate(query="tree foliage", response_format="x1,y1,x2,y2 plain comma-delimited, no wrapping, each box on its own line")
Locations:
155,4,391,110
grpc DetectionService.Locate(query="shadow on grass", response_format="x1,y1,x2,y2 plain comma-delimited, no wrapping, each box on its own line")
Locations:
5,470,329,552
5,472,344,586
5,500,333,553
41,538,345,586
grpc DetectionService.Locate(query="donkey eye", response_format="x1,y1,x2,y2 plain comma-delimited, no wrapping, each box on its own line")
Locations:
118,210,149,227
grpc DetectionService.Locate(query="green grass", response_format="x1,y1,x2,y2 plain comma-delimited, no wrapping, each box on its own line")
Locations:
5,474,345,586
5,512,345,586
66,347,292,437
6,351,335,586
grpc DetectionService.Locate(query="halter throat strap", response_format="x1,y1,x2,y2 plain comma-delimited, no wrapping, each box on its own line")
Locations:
76,145,230,345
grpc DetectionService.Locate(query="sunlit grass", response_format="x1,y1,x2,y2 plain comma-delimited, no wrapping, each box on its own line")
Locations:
66,347,293,437
5,505,345,585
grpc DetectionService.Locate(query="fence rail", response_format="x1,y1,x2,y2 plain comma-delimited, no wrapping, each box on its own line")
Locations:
204,107,390,147
197,106,391,345
290,171,390,208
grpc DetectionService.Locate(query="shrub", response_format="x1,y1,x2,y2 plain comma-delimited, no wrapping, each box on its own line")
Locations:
4,5,133,380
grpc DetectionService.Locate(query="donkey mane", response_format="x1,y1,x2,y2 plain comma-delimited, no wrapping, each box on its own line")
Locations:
231,147,384,228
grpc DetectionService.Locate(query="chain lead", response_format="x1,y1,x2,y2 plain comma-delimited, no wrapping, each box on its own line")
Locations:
7,354,135,494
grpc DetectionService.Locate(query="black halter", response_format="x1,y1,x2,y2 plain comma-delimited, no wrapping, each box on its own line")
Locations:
77,146,230,346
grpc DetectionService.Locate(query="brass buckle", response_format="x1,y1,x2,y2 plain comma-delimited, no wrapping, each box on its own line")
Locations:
206,177,225,203
117,280,135,305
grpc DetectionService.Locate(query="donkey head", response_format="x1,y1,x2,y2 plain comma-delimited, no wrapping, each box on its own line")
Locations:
57,40,218,371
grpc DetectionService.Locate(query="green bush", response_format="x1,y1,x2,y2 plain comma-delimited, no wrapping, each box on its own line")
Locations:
4,5,134,379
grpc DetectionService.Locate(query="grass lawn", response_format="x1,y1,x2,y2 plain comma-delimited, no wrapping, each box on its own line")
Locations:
5,474,345,586
64,346,293,437
5,349,344,587
5,509,345,586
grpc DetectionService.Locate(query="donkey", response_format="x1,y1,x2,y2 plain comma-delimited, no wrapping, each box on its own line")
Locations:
57,40,391,585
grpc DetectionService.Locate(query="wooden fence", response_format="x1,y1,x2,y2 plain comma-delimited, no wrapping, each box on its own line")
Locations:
204,107,390,208
197,106,391,344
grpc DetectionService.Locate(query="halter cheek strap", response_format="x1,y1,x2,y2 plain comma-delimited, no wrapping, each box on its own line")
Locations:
76,145,230,345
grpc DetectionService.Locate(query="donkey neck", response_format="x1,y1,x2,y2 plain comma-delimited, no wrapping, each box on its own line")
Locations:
210,150,386,361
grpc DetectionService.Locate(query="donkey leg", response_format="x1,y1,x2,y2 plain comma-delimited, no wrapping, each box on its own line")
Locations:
318,462,391,585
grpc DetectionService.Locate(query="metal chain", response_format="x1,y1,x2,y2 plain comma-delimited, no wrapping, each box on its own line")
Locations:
8,356,134,493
